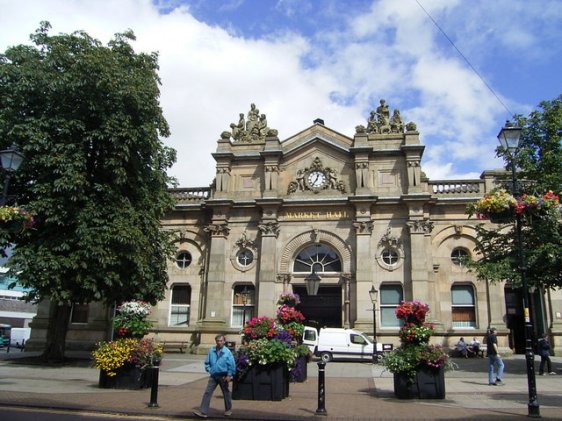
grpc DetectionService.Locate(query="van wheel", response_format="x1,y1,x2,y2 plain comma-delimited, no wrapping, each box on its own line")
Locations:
320,352,332,362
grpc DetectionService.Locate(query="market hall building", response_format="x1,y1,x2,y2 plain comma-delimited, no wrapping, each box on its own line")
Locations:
26,101,561,354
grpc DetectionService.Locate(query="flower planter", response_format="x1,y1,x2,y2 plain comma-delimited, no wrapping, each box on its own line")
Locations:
232,363,289,401
98,364,151,389
393,365,445,399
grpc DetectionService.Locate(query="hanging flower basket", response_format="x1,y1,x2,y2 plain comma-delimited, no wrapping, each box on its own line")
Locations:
488,210,514,223
0,207,35,233
467,190,560,222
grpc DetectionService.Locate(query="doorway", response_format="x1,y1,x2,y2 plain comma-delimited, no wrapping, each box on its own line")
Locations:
293,285,342,328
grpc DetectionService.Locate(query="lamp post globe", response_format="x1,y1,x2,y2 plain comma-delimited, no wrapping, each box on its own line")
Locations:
0,144,24,206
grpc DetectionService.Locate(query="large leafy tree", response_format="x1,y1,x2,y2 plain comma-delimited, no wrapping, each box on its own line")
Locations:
469,95,562,290
0,22,177,361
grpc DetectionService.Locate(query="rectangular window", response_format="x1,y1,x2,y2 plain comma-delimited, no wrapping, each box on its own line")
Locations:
170,284,191,327
451,284,476,328
71,304,89,324
232,285,255,328
380,284,403,328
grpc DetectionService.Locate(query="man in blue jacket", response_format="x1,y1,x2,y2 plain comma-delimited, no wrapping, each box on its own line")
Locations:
194,334,236,418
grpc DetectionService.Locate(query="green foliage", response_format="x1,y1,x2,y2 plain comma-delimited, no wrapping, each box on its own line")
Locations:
469,95,562,290
0,22,177,308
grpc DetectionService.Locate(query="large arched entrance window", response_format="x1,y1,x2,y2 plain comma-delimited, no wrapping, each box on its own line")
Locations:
293,243,342,273
292,243,342,328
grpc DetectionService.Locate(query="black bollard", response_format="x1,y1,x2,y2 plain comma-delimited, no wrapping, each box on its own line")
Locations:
148,365,160,408
316,361,327,416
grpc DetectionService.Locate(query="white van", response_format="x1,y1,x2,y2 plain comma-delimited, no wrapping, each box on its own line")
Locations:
303,326,383,362
10,327,31,348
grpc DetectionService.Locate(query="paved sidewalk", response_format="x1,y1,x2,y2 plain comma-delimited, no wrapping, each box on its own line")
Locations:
0,350,561,420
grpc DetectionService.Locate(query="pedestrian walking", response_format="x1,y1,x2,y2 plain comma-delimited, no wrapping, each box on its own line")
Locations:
486,327,504,386
538,333,556,375
194,334,236,418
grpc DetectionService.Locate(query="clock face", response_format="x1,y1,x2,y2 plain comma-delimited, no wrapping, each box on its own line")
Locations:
307,170,327,188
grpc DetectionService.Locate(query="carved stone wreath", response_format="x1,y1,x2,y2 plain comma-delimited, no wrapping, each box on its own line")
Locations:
375,227,405,272
287,157,346,194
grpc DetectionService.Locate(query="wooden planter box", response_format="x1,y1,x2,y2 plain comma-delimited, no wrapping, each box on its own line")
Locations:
99,365,151,390
393,365,445,399
232,363,289,401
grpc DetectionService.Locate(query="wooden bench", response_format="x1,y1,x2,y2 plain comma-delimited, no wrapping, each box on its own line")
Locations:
161,341,189,353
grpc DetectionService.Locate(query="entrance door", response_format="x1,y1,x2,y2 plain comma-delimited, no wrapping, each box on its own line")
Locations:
293,286,342,328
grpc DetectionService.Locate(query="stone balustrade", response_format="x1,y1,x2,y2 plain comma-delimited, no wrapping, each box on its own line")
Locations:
169,187,212,203
428,180,483,196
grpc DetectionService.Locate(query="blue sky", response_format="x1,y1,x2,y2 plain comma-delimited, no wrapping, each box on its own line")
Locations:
1,0,561,187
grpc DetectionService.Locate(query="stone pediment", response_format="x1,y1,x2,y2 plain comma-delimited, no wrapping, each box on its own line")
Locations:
281,123,353,157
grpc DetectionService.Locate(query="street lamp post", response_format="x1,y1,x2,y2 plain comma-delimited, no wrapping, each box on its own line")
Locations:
369,286,378,363
0,144,24,206
497,121,540,418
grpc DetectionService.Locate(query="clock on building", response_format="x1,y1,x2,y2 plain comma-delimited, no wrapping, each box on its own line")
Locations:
306,170,327,189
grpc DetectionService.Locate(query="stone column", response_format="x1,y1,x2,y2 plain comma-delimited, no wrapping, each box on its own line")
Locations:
278,273,291,294
200,223,230,329
215,166,231,193
406,220,433,305
264,164,279,192
352,219,374,330
257,220,280,317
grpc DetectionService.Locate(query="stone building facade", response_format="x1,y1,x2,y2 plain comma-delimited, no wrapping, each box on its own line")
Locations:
26,101,562,354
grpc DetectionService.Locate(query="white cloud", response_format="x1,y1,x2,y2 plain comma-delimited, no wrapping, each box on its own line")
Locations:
1,0,559,186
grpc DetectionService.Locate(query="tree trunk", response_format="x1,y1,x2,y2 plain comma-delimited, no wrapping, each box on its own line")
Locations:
41,303,72,363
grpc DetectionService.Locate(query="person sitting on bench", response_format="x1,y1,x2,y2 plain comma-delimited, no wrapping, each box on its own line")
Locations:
456,337,471,358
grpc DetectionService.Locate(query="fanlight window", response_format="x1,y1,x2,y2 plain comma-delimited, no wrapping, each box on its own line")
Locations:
293,244,341,273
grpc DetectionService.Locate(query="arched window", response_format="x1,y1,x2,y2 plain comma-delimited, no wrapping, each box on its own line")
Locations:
451,284,476,328
293,244,341,273
169,284,191,326
380,284,403,328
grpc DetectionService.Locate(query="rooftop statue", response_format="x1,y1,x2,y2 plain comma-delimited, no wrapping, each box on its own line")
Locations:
364,99,412,134
225,103,273,143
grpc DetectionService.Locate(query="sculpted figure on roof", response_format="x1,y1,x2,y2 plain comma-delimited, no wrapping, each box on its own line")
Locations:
364,99,413,134
225,103,273,143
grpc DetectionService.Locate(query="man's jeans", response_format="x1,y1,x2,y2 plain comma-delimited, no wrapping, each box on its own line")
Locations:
199,376,232,414
488,354,504,384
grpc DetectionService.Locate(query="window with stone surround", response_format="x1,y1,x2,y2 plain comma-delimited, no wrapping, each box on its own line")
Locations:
170,284,191,326
451,248,470,267
175,251,192,269
380,284,403,328
451,284,476,328
232,285,255,328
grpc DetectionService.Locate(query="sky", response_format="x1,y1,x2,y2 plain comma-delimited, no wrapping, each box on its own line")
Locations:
1,0,561,187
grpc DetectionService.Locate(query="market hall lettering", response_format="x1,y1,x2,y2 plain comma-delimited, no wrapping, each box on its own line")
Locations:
281,211,350,220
